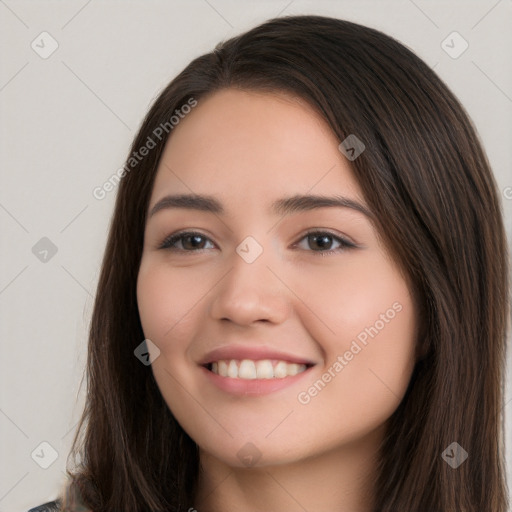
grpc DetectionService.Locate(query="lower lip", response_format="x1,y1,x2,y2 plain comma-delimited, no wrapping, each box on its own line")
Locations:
200,365,314,396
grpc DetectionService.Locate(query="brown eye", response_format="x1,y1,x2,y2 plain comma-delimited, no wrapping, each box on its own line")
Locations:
295,230,357,255
159,232,215,251
307,233,335,251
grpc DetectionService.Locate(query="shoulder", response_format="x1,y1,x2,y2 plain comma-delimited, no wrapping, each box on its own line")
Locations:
27,499,61,512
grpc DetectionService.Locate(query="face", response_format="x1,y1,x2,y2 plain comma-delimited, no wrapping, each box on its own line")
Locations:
137,88,417,469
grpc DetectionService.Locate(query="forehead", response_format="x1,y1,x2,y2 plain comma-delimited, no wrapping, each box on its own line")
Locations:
150,88,364,208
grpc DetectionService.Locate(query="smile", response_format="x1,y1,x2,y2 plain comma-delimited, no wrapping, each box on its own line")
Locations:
206,359,309,379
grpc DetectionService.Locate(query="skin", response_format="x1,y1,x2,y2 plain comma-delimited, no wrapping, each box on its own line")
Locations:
137,88,418,512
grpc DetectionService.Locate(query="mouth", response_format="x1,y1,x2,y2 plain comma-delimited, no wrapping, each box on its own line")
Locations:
203,359,314,380
198,345,317,395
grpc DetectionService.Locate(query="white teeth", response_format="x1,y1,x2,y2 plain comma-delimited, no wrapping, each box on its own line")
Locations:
256,360,274,379
273,361,288,378
227,360,238,378
239,360,257,379
209,359,308,379
287,363,300,376
218,360,228,377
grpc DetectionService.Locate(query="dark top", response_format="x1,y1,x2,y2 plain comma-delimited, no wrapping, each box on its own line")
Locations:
27,499,61,512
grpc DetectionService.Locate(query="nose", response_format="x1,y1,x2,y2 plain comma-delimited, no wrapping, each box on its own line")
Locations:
209,244,292,326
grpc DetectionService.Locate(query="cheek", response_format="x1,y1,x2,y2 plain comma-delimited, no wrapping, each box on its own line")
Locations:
306,302,415,443
137,262,206,422
136,261,204,355
290,248,416,353
292,254,416,435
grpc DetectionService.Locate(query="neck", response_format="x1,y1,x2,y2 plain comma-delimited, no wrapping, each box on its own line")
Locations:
194,426,384,512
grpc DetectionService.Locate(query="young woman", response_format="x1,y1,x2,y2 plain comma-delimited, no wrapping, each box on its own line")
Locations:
29,14,509,512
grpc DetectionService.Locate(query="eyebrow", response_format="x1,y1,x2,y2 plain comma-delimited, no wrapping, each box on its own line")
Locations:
148,193,374,219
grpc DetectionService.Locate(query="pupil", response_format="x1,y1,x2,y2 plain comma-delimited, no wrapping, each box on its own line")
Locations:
310,234,331,250
186,235,204,249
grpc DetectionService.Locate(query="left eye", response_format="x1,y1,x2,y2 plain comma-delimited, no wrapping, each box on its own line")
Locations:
158,230,356,255
294,231,356,254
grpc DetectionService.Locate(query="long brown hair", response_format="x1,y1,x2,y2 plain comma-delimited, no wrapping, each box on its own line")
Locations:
58,14,509,512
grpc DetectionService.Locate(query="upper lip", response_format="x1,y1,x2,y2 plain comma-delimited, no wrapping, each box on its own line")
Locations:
199,344,317,366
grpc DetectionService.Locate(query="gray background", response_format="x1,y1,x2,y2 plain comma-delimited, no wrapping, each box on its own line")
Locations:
1,1,511,510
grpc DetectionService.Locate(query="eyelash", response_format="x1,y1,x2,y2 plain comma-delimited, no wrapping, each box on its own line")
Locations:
157,229,357,256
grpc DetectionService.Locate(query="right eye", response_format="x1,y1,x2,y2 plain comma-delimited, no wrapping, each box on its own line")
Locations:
158,231,216,252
